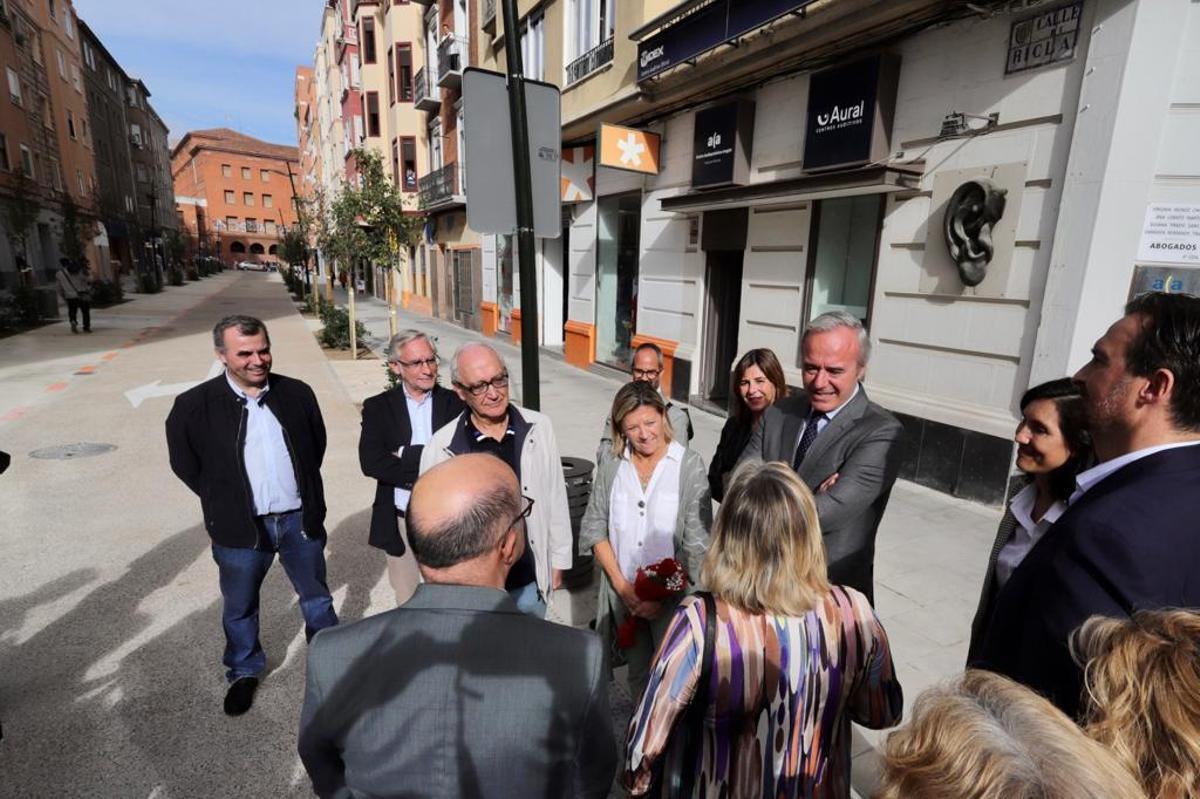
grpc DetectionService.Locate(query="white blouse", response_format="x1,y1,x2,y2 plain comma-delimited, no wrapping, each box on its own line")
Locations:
609,441,685,583
994,482,1066,589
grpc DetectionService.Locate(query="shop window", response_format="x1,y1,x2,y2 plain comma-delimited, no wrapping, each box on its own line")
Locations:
595,191,641,369
803,195,883,329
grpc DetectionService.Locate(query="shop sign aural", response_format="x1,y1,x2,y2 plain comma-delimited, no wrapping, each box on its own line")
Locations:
691,100,755,189
802,53,899,172
1005,0,1083,75
1137,204,1200,265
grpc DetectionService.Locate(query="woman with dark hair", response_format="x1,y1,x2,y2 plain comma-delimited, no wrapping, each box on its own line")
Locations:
967,377,1093,662
707,348,789,501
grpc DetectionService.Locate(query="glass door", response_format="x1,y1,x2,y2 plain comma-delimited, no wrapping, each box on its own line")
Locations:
596,192,641,368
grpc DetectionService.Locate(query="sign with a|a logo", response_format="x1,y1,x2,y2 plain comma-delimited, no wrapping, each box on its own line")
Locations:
802,53,900,172
691,99,755,188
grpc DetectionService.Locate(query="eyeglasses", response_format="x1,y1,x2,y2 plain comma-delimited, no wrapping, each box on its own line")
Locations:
632,368,662,379
457,372,510,396
510,495,535,529
394,356,438,369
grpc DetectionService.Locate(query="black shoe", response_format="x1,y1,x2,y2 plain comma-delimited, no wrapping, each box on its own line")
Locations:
70,322,78,334
223,676,258,716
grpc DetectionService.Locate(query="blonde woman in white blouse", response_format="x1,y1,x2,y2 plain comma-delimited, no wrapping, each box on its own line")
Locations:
581,381,712,698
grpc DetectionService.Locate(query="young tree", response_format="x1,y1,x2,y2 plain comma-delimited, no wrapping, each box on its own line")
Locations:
3,173,42,268
59,194,97,270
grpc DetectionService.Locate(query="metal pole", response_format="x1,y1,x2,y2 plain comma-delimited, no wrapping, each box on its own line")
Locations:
283,163,308,302
501,0,540,411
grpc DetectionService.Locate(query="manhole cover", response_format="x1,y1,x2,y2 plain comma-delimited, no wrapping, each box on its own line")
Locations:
29,442,118,460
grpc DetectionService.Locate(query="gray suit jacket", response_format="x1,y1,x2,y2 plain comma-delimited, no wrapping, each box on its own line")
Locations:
742,387,903,602
298,584,617,799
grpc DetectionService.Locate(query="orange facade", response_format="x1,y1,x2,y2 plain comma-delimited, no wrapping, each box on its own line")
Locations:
171,129,299,266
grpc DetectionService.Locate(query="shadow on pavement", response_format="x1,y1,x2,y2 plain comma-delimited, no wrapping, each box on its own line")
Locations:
0,511,385,797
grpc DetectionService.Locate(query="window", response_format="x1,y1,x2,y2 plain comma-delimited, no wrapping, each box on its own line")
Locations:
366,92,380,137
64,9,74,39
71,64,82,93
567,0,613,63
361,16,377,63
20,144,34,178
48,0,56,19
8,68,22,106
264,219,277,235
83,42,96,70
260,169,270,183
0,133,8,171
49,157,62,190
245,218,258,233
222,163,232,178
77,168,85,195
224,190,236,204
136,163,147,182
226,215,237,228
397,44,412,102
386,46,395,105
241,166,251,180
66,109,76,139
401,137,417,192
263,194,273,208
57,49,67,79
521,12,545,81
81,118,89,144
243,192,255,206
129,123,142,147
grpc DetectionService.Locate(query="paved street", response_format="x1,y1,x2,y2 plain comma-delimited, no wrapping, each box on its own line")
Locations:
0,274,1001,796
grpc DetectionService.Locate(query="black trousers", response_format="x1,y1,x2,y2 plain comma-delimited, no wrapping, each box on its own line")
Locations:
66,298,91,330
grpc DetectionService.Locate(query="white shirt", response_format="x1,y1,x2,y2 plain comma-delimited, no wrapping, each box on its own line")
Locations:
226,373,301,516
1069,440,1200,505
609,440,685,583
394,387,435,512
994,483,1066,589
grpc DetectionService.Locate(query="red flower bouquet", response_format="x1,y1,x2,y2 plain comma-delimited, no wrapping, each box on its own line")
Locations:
616,557,689,649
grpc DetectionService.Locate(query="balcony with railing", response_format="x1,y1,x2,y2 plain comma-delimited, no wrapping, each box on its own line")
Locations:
565,37,614,87
437,35,467,89
419,162,464,210
414,66,440,111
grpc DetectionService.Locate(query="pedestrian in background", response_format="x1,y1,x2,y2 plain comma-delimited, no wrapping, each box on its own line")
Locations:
878,670,1144,799
56,258,92,333
1074,610,1200,799
166,315,337,716
624,461,901,797
707,347,788,502
597,342,693,466
967,378,1092,662
358,330,464,604
580,380,711,700
420,341,572,618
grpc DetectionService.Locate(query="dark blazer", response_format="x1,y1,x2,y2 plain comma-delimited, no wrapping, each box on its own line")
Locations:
973,445,1200,719
967,503,1020,664
708,415,754,502
742,387,904,602
166,373,326,548
358,384,464,556
298,583,618,799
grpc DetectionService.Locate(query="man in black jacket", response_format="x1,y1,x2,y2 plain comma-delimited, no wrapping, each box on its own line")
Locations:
358,329,464,603
166,315,337,717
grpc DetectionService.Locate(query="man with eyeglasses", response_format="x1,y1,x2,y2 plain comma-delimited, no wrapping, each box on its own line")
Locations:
420,342,572,618
299,454,617,798
359,330,465,604
596,342,694,466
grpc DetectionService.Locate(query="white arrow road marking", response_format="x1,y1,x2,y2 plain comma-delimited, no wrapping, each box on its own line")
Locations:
125,360,223,408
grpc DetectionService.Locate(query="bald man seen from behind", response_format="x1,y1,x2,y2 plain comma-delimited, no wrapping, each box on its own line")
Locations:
298,453,618,799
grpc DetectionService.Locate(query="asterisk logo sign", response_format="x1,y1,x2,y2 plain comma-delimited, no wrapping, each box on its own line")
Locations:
617,133,645,167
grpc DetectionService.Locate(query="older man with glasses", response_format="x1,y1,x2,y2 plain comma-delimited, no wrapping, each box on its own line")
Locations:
596,342,693,466
359,330,465,603
419,341,572,618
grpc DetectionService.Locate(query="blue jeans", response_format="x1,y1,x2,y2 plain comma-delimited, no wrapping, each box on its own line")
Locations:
211,510,337,682
509,580,546,619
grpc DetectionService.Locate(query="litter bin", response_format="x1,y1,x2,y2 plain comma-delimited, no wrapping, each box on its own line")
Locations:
561,456,595,589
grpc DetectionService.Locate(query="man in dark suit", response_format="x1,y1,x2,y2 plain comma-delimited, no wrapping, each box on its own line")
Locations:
299,453,617,799
743,311,903,602
359,329,464,603
975,292,1200,718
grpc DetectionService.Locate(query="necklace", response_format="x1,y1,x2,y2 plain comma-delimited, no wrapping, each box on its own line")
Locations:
631,448,664,488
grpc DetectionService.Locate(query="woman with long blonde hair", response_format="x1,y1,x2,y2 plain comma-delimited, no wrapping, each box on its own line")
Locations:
1074,610,1200,799
622,460,902,797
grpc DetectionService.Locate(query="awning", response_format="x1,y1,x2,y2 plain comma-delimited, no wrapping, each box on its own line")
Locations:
659,164,923,213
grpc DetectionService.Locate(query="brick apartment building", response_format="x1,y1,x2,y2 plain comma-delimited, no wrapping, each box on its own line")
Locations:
171,128,300,267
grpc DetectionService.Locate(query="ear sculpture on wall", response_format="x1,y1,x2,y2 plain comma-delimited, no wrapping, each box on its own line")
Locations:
944,178,1008,287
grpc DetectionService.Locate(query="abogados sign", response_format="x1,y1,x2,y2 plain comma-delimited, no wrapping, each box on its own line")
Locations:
802,53,900,172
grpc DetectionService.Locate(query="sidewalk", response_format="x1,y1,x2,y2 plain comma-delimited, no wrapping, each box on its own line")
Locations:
321,283,1003,795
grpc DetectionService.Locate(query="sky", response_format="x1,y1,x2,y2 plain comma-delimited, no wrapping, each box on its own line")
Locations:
72,0,325,149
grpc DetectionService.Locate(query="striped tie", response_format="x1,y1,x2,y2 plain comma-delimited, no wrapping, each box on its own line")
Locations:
792,411,825,471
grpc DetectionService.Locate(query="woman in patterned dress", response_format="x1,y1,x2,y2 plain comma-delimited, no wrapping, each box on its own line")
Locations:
623,460,903,797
